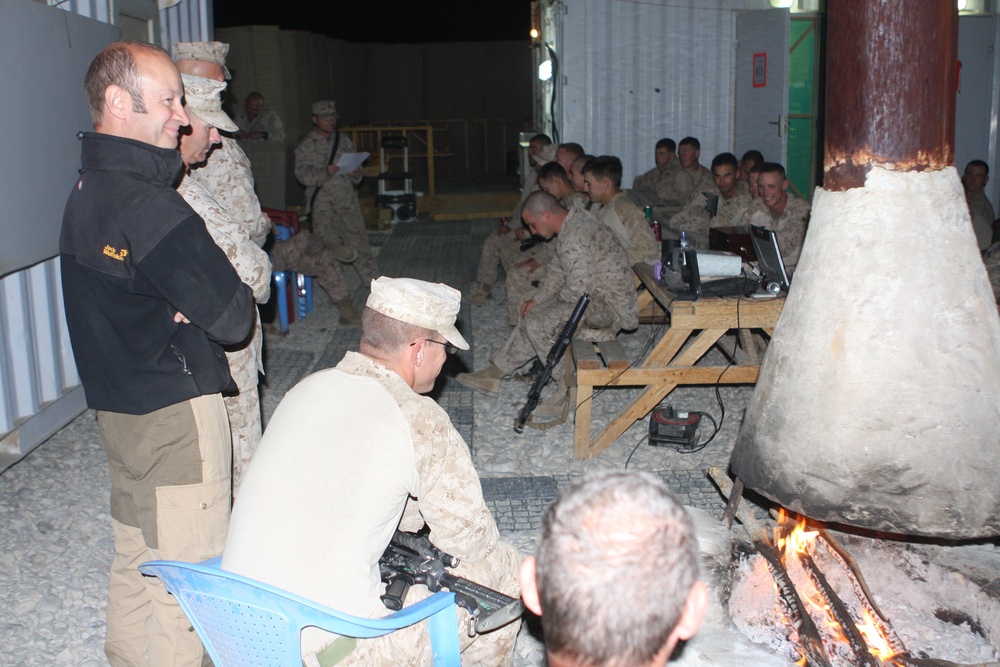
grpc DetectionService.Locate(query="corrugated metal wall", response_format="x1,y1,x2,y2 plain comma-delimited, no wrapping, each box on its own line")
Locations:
1,0,211,469
557,0,771,184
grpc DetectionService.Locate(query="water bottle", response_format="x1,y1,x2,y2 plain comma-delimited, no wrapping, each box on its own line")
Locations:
679,231,690,249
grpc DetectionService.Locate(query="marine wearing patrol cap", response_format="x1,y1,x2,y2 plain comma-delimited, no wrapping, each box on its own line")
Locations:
366,277,469,350
181,74,239,132
311,100,339,119
172,41,232,79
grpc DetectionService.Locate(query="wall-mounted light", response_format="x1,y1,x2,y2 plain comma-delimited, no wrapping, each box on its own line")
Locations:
769,0,793,7
538,60,553,82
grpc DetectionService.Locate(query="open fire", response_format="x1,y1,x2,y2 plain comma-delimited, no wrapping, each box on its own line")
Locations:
711,469,1000,666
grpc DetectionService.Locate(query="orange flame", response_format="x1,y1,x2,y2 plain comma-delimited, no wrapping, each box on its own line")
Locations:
856,608,898,661
774,510,820,561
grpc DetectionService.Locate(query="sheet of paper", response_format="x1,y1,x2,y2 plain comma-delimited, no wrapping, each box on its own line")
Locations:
335,152,370,173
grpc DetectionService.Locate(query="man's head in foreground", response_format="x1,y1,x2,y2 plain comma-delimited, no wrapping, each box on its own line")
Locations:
85,40,189,148
520,470,707,667
361,277,469,394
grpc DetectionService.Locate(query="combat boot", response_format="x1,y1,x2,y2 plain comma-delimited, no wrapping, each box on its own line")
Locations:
463,283,492,304
456,364,506,396
326,241,358,264
337,298,361,327
528,381,570,427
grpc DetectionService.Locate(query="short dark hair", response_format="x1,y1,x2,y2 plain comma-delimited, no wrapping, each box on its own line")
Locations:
530,133,553,146
246,91,265,103
85,40,169,125
535,471,699,666
679,136,700,151
557,143,585,160
538,162,569,183
581,155,623,190
655,138,676,153
966,159,990,175
759,162,787,180
711,152,739,171
740,149,764,167
523,190,566,218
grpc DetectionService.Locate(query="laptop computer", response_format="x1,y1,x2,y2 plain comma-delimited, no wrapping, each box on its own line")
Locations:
749,224,791,295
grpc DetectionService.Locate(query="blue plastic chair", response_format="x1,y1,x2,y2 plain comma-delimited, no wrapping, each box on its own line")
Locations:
266,208,314,334
139,558,461,667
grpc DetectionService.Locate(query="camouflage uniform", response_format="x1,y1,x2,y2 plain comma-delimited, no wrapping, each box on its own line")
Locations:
232,107,285,142
654,163,714,218
492,207,638,382
333,352,521,667
596,191,660,265
177,174,271,497
967,189,996,250
669,182,753,242
736,193,811,273
475,169,540,288
189,137,271,247
295,130,380,283
504,237,555,326
270,231,349,302
632,163,670,194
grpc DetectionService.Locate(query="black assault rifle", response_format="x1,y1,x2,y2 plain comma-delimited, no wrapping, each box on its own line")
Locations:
513,293,590,433
379,531,524,636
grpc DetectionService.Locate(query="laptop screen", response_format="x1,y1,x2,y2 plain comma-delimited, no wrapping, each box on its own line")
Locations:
749,225,790,293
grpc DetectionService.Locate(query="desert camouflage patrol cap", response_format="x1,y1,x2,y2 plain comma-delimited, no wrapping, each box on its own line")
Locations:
367,277,469,350
312,100,339,119
533,143,557,166
172,41,232,79
181,74,239,133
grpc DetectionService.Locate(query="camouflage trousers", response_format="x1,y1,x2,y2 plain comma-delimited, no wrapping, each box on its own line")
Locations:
224,386,262,501
271,230,348,302
492,297,616,383
312,189,380,285
322,540,522,667
505,263,547,327
475,230,522,287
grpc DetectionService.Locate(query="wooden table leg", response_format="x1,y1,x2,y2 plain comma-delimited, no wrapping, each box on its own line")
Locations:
737,328,760,365
573,383,594,459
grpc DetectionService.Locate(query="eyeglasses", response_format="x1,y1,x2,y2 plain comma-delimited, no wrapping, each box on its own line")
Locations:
412,339,458,355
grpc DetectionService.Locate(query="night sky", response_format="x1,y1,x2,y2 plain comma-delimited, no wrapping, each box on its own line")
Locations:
213,0,533,44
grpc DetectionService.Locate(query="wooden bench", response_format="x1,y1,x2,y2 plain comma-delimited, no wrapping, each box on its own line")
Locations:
567,338,631,459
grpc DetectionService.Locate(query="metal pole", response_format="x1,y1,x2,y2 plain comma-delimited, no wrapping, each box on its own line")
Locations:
823,0,958,191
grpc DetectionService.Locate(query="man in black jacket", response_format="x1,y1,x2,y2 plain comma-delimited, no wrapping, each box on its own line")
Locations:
60,40,254,667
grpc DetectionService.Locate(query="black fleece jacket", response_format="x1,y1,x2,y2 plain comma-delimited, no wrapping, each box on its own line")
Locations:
60,132,254,414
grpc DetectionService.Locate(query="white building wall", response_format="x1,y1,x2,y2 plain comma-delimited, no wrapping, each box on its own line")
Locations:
1,0,213,468
557,0,771,185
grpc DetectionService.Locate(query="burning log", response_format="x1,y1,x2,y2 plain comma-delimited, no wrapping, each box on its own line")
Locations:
815,528,909,660
709,467,833,666
796,549,878,666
